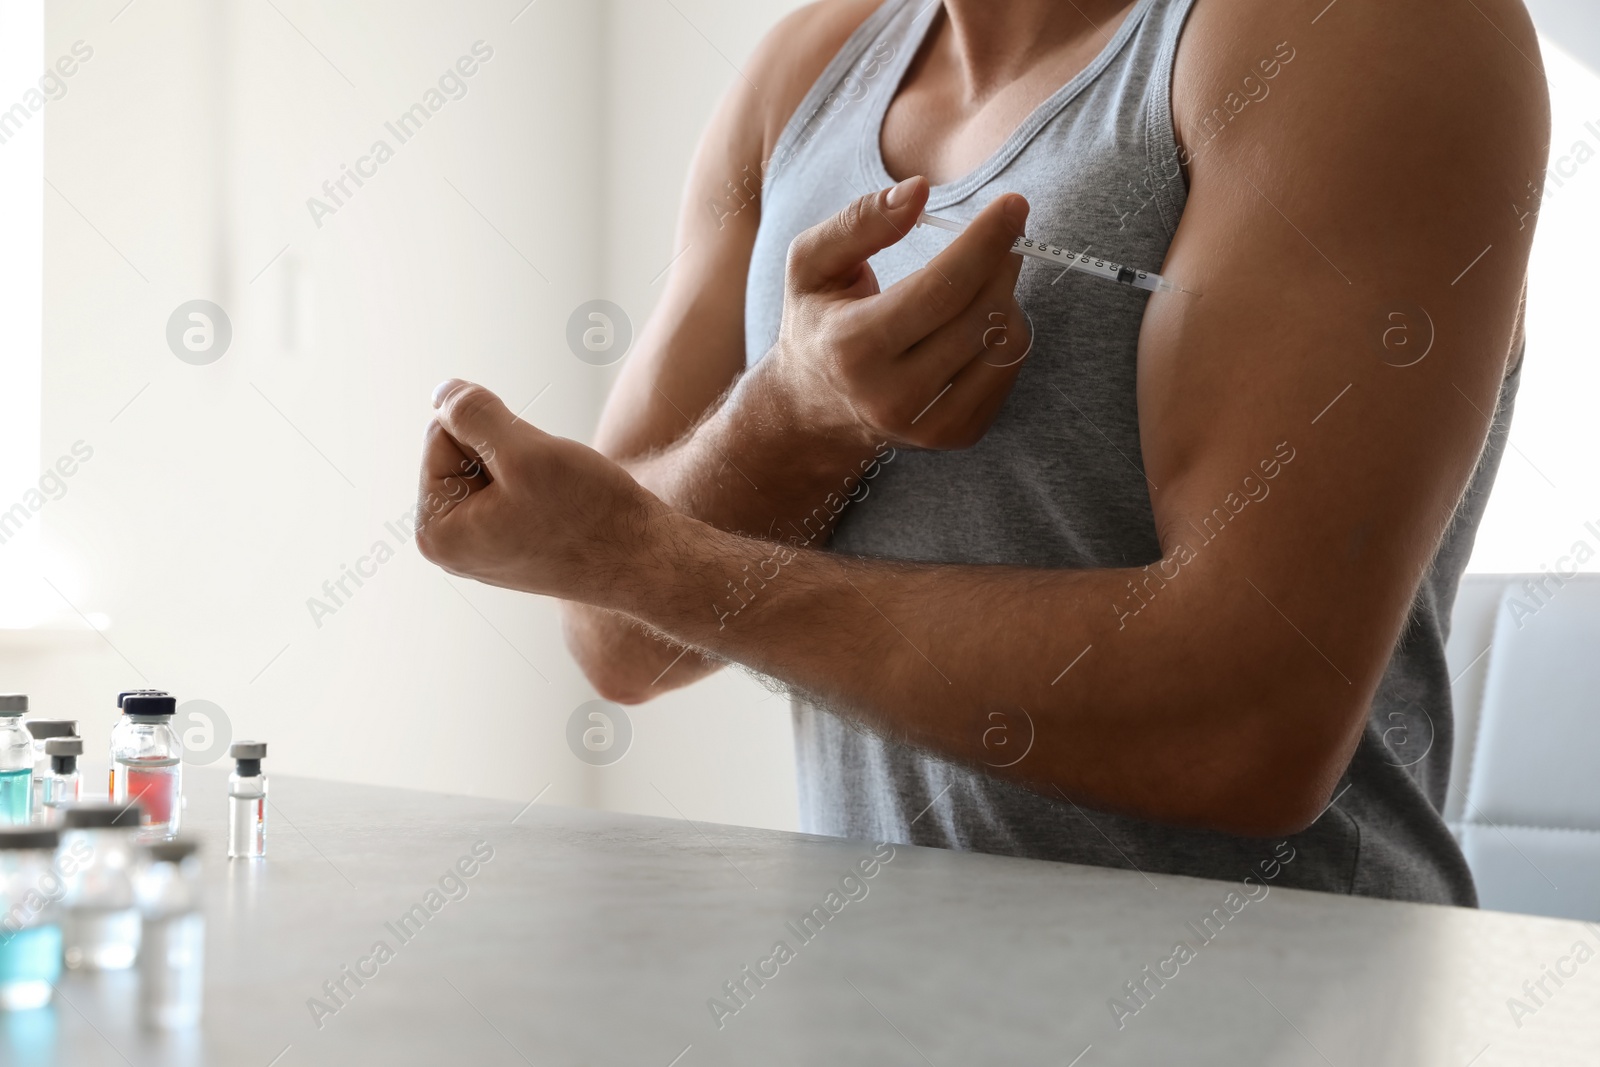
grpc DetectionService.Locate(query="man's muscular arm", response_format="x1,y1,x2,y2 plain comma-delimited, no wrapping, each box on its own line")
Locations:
564,0,1030,702
560,2,869,701
427,0,1548,834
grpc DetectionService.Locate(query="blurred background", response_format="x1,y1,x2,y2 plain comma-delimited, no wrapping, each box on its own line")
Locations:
0,0,1595,851
1,0,810,832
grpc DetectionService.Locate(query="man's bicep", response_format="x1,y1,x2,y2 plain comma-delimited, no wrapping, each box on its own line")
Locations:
1132,0,1547,689
592,84,765,463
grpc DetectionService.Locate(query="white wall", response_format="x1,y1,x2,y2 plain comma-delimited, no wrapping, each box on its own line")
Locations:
0,0,45,620
20,0,609,809
9,0,805,831
1465,22,1600,575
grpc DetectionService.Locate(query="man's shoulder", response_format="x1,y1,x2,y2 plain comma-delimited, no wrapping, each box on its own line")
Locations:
1173,0,1546,175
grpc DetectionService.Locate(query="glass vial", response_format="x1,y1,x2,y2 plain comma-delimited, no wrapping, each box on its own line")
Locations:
0,697,32,827
136,838,204,1030
111,693,182,842
227,741,267,859
0,827,63,1011
23,720,75,823
60,802,142,971
107,690,163,801
41,738,83,821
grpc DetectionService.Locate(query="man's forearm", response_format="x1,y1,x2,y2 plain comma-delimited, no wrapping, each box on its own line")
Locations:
619,365,884,538
563,364,885,700
600,511,1376,836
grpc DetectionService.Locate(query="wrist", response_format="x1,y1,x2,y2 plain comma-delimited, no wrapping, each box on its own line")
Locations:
611,508,811,649
738,352,878,474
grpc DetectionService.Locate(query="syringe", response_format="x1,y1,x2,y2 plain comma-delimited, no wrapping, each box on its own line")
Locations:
917,213,1181,294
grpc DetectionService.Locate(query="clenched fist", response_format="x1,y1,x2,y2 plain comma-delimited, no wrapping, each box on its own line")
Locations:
416,379,666,601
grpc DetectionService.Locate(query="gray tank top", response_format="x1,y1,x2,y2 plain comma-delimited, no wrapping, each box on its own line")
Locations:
743,0,1517,905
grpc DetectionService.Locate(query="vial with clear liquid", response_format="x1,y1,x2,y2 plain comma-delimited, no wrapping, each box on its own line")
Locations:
136,838,205,1029
0,827,64,1011
41,737,83,821
228,741,267,859
60,802,143,971
112,693,182,842
23,719,75,822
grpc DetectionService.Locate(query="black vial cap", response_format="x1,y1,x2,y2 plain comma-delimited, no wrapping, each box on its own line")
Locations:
62,802,144,829
117,690,165,709
0,827,60,851
122,694,176,717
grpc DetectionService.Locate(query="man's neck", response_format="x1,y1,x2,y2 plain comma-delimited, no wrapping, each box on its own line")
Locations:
937,0,1138,98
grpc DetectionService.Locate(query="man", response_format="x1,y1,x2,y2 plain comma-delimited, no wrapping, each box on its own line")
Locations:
415,0,1549,904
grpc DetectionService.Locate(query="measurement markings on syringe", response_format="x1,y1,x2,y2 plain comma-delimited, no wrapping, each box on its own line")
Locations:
915,213,1184,294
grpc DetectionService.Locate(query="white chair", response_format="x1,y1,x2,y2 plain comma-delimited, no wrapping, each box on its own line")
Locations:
1446,573,1600,920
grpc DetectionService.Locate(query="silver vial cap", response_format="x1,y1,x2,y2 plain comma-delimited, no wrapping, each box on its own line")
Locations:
229,740,267,760
0,694,27,715
45,737,84,757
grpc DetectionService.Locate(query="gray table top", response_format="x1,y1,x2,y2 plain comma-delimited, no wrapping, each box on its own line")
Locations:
17,769,1600,1066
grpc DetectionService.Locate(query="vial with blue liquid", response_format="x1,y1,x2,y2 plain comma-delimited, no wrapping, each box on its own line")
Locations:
0,697,32,826
0,827,64,1011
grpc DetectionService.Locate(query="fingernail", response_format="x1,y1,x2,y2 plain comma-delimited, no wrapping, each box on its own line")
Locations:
886,176,920,209
1004,195,1030,230
432,379,462,408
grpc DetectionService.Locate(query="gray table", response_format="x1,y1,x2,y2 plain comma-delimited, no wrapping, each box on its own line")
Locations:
17,770,1600,1066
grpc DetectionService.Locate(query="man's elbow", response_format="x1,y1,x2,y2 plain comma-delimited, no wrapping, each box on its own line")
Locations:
1168,619,1382,836
572,648,663,707
1197,729,1357,838
1157,684,1366,838
560,606,658,706
589,669,656,707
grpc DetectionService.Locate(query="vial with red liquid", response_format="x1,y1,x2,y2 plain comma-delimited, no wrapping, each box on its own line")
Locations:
111,693,182,842
107,690,163,800
227,741,267,859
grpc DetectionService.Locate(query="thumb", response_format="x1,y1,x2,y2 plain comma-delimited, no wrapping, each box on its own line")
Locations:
432,379,518,475
786,175,929,291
